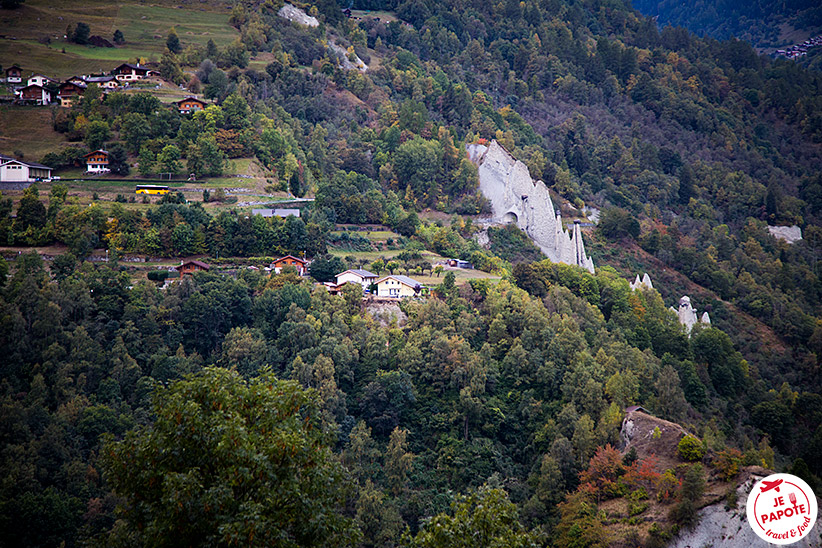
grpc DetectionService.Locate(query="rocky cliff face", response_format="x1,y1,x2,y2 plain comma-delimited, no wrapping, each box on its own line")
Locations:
620,409,822,548
467,140,594,273
670,471,822,548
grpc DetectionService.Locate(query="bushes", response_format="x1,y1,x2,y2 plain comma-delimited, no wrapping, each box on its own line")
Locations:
677,435,705,462
147,270,179,282
713,448,742,481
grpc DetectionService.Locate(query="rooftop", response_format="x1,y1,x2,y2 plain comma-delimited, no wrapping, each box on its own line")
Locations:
339,269,377,278
378,274,423,288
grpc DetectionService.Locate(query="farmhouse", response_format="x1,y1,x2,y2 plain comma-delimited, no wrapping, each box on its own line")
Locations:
111,63,153,82
27,74,57,88
57,81,86,107
84,150,110,173
270,255,307,275
175,260,211,276
335,269,378,290
176,97,207,114
0,154,53,182
83,75,119,90
5,65,22,83
375,275,424,298
16,84,52,105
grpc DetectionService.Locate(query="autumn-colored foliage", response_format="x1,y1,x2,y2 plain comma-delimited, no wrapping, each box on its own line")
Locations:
713,448,743,481
623,454,661,491
579,444,625,501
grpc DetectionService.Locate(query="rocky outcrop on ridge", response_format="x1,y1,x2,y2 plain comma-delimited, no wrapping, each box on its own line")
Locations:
467,140,595,273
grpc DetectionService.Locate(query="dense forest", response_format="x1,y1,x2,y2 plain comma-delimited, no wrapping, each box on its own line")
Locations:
2,0,822,545
2,253,810,546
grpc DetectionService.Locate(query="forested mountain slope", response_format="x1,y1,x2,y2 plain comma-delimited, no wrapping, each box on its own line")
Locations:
630,0,822,49
1,0,822,545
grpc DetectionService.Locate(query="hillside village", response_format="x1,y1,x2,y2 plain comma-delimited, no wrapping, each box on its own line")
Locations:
772,34,822,61
1,59,213,179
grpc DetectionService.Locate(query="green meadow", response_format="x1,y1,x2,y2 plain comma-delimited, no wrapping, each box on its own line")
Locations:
0,0,237,78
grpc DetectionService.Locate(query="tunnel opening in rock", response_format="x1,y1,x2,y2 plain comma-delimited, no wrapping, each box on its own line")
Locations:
503,211,518,224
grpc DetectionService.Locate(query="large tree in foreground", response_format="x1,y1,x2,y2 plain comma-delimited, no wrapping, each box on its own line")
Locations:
403,486,541,548
101,367,359,547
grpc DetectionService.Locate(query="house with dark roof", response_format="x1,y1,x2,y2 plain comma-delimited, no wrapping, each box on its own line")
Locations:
0,154,53,182
375,275,424,298
16,84,52,105
27,74,57,88
270,255,308,275
175,260,211,276
84,150,109,173
624,406,651,415
175,96,207,114
335,269,378,290
111,63,153,82
83,75,119,90
5,65,22,84
58,81,87,107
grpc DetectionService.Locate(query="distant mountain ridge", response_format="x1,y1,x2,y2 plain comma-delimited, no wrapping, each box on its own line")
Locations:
631,0,822,50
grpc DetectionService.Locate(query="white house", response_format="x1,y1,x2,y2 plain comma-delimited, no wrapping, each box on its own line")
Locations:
335,269,378,290
27,74,57,88
0,154,53,182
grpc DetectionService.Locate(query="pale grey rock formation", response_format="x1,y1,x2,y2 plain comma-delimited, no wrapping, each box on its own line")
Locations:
768,225,803,244
328,40,368,72
670,296,710,334
467,140,595,273
630,273,654,291
670,472,822,548
277,3,319,27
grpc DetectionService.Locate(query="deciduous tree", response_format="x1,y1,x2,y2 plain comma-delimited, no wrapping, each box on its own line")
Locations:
101,367,359,547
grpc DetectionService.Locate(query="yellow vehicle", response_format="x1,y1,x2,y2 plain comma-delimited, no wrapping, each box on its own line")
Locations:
135,185,170,195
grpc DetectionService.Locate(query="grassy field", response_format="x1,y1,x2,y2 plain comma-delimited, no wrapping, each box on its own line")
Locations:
330,230,399,242
350,10,397,23
0,0,236,78
0,106,67,159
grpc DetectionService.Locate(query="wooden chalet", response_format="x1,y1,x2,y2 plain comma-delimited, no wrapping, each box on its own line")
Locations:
57,81,87,107
84,150,110,173
176,96,207,114
111,63,153,82
16,84,52,105
5,65,22,83
271,255,308,275
175,260,211,276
